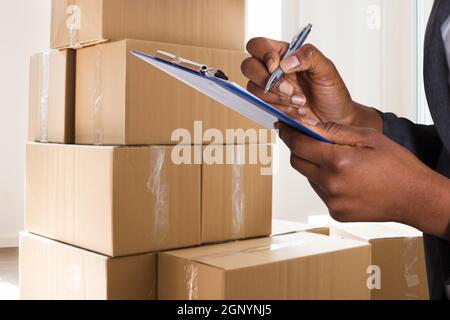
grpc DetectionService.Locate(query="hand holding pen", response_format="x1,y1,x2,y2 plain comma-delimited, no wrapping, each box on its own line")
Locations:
265,24,312,93
241,25,363,128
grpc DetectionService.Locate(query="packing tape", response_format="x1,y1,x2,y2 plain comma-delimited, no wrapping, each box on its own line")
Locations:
39,52,50,142
147,148,170,249
403,237,422,300
231,145,246,239
66,4,81,48
93,46,104,145
184,263,199,300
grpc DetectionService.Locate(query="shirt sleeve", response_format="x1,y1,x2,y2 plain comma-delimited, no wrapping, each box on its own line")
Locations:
381,112,443,169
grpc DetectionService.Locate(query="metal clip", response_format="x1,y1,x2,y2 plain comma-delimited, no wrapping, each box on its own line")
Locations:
155,50,228,80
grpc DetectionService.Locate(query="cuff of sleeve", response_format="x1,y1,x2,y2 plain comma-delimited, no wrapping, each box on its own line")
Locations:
375,110,399,140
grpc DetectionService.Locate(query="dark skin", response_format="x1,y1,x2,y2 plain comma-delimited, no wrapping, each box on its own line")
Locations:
241,37,450,240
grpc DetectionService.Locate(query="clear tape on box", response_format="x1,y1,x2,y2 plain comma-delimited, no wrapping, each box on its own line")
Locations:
66,4,82,49
182,237,310,300
38,52,50,142
403,237,422,300
146,147,170,249
231,145,246,239
93,45,104,145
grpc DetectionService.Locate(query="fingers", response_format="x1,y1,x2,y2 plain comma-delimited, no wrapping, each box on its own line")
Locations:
277,122,329,166
309,180,328,203
280,44,337,78
246,37,289,73
241,57,270,88
242,58,300,97
290,154,322,185
247,81,307,110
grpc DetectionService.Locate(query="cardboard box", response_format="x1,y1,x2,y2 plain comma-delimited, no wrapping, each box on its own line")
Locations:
28,49,75,144
202,144,273,244
158,232,371,300
25,143,201,257
19,232,156,300
330,222,429,300
272,219,329,236
75,39,268,146
51,0,245,50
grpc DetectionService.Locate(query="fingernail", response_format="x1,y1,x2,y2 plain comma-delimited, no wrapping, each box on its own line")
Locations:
303,118,319,126
297,106,308,116
281,55,300,72
267,58,276,73
279,81,293,96
291,95,306,106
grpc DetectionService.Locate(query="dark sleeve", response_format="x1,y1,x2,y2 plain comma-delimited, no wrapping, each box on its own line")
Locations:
381,112,443,169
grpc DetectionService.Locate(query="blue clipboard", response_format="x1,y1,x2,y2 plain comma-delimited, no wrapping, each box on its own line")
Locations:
131,50,331,144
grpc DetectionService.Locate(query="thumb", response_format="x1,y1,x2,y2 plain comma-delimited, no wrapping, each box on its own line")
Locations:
280,44,337,77
310,122,378,148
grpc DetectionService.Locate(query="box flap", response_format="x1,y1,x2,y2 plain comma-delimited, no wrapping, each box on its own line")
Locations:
271,219,326,236
163,232,369,271
330,222,422,242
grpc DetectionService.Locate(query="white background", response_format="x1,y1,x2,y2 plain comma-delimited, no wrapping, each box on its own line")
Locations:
0,0,51,247
0,0,434,246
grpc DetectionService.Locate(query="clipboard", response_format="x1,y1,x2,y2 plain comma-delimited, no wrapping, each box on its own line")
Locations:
131,50,331,144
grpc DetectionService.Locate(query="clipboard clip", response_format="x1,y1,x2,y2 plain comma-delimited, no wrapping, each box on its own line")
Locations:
154,50,229,81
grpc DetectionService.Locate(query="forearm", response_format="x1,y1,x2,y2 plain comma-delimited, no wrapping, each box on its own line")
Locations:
401,170,450,240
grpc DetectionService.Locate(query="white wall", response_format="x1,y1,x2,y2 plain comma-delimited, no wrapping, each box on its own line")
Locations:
0,0,51,247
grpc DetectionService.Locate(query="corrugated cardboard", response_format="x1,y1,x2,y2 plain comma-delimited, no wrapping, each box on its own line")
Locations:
272,219,329,236
202,144,272,244
28,49,75,144
158,232,371,300
19,232,156,300
75,39,268,146
25,143,201,257
330,222,429,300
51,0,245,50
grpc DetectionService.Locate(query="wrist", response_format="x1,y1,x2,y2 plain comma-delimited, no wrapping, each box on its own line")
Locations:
346,102,383,131
402,170,450,240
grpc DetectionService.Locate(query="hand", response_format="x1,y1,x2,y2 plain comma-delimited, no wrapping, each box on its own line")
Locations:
277,122,450,239
241,38,382,130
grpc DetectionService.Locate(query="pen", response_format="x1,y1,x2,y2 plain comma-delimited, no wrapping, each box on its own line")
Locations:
264,23,312,93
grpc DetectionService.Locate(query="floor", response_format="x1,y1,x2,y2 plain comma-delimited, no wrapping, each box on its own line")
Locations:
0,248,19,300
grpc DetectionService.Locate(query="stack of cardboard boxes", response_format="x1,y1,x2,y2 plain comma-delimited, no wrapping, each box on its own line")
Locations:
20,0,429,300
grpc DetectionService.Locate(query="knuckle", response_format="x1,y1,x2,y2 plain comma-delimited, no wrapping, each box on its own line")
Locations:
291,138,302,156
290,154,298,169
328,208,349,223
323,177,341,195
246,81,254,93
331,153,352,173
326,198,349,222
326,197,341,214
286,134,296,150
246,37,264,52
301,43,316,55
240,57,253,75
